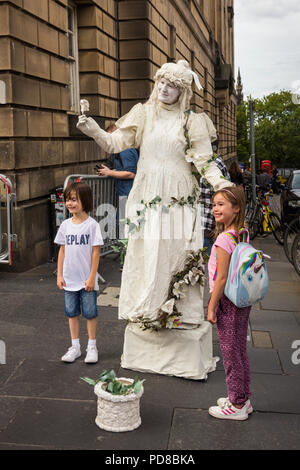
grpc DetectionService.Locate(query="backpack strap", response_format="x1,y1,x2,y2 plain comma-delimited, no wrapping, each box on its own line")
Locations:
238,228,249,243
225,228,249,245
230,245,252,284
224,232,238,246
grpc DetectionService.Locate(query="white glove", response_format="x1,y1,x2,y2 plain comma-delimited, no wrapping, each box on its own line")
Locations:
76,115,102,139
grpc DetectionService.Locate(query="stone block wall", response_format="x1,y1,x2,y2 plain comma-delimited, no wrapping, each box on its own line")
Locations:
0,0,237,270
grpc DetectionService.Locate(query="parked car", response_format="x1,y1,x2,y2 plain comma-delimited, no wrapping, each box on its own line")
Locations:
280,170,300,222
278,168,294,184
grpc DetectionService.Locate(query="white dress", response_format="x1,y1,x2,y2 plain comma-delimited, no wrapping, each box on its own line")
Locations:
93,100,230,379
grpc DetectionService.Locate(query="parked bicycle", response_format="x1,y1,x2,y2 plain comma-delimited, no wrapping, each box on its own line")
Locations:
292,232,300,276
246,188,284,244
283,216,300,264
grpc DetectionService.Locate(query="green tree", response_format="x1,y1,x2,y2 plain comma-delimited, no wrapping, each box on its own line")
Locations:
237,91,300,168
236,102,250,164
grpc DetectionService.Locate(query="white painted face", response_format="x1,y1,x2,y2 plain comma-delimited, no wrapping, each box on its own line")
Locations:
157,78,180,105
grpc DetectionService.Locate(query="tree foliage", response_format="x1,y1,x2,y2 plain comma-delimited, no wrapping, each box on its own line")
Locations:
236,101,250,163
237,91,300,168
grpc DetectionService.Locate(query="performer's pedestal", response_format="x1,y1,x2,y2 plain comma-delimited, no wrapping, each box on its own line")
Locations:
121,321,217,380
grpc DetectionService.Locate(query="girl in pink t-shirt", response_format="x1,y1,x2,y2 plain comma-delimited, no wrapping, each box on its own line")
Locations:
207,186,253,421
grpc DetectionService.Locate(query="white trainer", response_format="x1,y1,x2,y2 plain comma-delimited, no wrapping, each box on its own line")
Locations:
61,346,81,363
84,346,98,363
209,402,249,421
217,397,253,414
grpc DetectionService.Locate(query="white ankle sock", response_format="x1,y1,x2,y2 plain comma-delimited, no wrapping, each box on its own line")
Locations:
72,339,80,349
88,339,97,349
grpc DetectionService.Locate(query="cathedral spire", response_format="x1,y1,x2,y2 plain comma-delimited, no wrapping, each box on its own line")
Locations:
236,67,244,105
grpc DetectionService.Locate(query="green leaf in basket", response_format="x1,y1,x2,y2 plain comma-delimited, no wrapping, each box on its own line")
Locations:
80,377,96,386
133,379,145,394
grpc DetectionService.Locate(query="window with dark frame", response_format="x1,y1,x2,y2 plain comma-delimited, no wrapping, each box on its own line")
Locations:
68,2,80,114
168,24,176,62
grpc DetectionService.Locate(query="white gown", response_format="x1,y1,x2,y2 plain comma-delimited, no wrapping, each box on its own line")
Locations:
93,100,230,379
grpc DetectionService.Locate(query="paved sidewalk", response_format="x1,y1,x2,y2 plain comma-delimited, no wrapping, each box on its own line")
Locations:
0,236,300,450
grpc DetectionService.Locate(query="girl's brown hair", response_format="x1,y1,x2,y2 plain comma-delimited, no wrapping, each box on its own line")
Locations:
64,182,93,213
213,185,246,239
229,160,242,180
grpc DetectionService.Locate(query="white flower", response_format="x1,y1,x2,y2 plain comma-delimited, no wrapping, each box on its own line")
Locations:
150,321,161,330
185,149,195,163
173,280,188,298
166,317,174,329
188,267,201,286
166,314,182,329
160,298,175,315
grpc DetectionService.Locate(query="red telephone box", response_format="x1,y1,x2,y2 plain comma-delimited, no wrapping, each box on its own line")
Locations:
261,160,271,174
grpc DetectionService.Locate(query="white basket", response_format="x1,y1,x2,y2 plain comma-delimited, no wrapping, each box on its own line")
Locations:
94,378,144,432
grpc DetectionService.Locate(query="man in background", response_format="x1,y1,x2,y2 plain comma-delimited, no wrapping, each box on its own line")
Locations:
96,124,139,198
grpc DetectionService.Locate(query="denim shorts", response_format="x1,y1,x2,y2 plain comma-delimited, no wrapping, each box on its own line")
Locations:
64,289,98,319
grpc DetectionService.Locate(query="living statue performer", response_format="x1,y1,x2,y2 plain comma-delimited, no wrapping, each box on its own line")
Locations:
77,60,234,380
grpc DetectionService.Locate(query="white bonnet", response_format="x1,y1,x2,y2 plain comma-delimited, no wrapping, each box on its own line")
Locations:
154,60,202,91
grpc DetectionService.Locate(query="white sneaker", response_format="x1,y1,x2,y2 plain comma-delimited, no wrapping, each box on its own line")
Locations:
61,346,81,363
217,397,253,414
84,346,98,363
209,401,249,421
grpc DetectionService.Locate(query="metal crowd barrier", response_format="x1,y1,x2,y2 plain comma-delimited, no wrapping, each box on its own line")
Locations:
0,174,17,265
63,174,120,279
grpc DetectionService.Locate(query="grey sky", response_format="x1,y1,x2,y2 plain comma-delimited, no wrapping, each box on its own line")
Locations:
234,0,300,99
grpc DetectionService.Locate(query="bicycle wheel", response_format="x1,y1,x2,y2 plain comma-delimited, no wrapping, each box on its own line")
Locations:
268,212,284,245
291,233,300,276
283,218,300,264
256,207,265,236
248,206,259,240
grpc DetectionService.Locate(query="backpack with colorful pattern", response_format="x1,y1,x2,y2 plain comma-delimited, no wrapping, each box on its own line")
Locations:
214,229,269,308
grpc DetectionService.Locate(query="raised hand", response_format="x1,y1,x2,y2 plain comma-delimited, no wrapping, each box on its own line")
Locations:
76,115,102,138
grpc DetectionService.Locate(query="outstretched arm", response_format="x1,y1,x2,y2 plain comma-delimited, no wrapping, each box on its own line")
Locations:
76,103,144,154
186,113,234,191
77,115,131,154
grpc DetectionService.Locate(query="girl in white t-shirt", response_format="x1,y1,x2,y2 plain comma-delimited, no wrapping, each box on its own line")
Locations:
55,182,104,364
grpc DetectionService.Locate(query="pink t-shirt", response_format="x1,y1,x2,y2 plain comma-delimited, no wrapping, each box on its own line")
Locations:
208,230,238,293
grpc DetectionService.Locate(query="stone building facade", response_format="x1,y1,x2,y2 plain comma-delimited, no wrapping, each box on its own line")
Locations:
0,0,237,270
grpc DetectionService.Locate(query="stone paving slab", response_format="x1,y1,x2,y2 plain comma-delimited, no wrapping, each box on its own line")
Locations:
0,397,25,433
2,292,64,321
250,310,300,331
168,408,300,450
117,368,228,411
0,397,173,450
0,358,121,400
251,331,273,348
277,348,300,376
212,342,282,374
261,291,300,312
247,348,282,374
265,261,300,282
250,310,300,349
250,373,300,414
